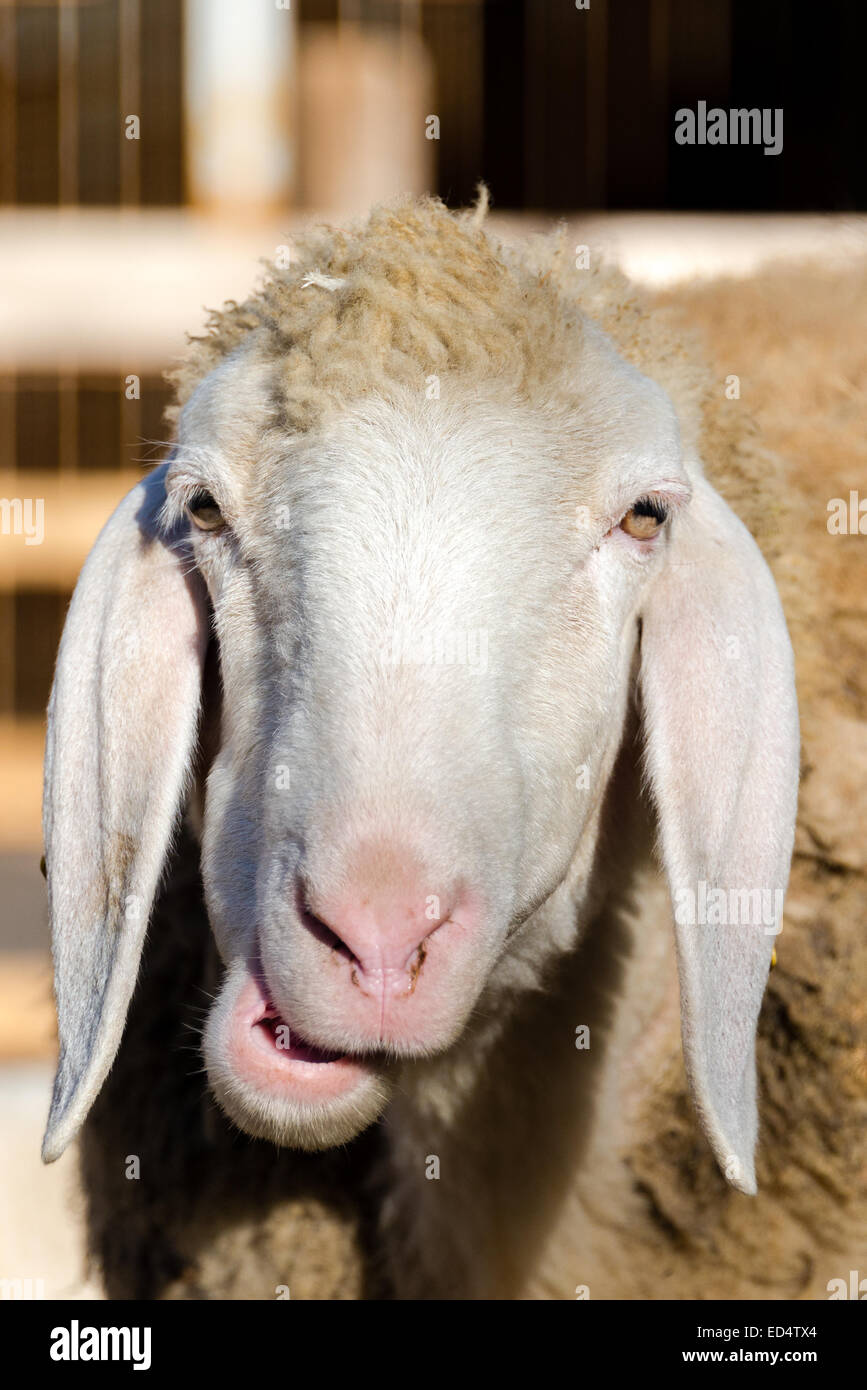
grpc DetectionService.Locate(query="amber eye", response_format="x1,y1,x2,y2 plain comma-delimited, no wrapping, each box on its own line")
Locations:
620,495,668,540
187,490,224,532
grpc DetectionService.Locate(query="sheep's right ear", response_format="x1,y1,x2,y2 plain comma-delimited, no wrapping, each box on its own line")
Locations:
42,463,208,1162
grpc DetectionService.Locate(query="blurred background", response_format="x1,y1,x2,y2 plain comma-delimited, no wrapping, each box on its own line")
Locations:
0,0,865,1296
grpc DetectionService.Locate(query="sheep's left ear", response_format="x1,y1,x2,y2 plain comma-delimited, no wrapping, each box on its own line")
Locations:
640,474,799,1194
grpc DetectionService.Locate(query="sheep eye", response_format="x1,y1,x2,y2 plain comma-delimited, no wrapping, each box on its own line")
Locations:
620,495,668,540
187,490,224,532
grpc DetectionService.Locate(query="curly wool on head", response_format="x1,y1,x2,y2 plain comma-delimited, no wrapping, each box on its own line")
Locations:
166,196,580,430
166,192,781,548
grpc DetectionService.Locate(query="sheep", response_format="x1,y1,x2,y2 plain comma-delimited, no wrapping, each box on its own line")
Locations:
40,195,859,1300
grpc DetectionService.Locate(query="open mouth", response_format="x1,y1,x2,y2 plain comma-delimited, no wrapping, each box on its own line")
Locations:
200,955,411,1149
253,996,347,1067
210,961,383,1114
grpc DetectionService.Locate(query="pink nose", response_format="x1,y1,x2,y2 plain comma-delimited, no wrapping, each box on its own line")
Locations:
299,879,463,993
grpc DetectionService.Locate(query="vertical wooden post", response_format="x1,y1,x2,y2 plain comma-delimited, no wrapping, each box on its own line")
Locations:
184,0,296,217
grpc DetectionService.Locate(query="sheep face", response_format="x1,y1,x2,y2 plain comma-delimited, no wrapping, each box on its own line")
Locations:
42,262,796,1190
165,346,689,1150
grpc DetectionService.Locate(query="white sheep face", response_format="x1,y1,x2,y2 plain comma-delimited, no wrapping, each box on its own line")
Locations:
166,348,690,1150
42,269,797,1192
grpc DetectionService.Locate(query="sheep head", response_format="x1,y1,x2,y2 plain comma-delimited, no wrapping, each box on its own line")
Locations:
41,201,799,1195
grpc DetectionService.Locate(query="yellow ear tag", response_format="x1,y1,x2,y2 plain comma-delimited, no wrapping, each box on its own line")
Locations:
770,946,777,969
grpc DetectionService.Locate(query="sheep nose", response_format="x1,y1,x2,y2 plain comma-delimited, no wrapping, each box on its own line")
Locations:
297,879,459,991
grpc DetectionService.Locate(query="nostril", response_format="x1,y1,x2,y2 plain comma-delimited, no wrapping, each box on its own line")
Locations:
294,880,361,966
292,866,471,983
